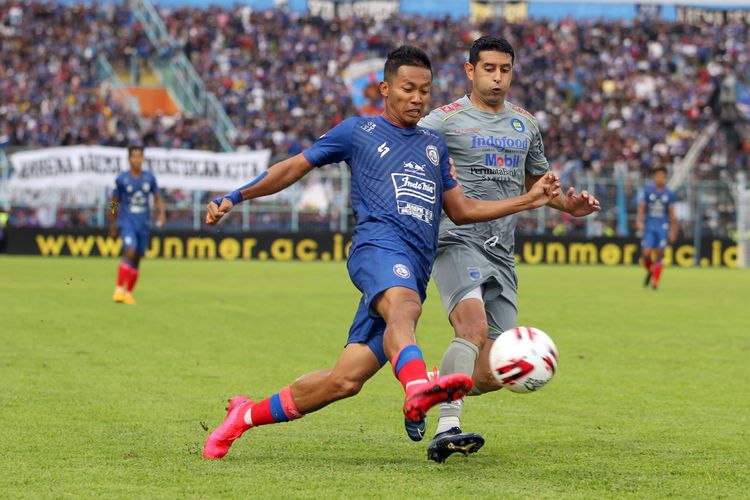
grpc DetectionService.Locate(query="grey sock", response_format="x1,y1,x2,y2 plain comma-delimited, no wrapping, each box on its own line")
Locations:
437,338,480,424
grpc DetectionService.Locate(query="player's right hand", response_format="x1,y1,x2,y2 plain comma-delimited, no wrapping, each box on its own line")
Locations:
205,198,235,225
527,172,561,208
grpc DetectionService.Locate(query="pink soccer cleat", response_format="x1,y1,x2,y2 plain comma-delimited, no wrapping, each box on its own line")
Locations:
403,373,473,423
203,396,254,459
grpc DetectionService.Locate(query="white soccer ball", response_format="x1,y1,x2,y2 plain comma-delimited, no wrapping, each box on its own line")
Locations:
490,327,558,393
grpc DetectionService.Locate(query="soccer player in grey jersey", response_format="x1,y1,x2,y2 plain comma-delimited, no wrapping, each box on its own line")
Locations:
419,36,601,462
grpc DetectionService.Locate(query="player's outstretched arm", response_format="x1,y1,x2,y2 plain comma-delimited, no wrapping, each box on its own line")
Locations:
154,192,166,227
668,204,678,242
206,153,314,225
526,174,601,217
444,172,561,225
636,200,646,234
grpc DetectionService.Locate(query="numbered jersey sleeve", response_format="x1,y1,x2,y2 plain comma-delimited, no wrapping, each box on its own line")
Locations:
303,117,357,167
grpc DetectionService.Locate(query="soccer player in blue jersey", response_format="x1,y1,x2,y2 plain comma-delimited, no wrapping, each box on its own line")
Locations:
636,166,677,290
202,46,561,460
109,145,165,305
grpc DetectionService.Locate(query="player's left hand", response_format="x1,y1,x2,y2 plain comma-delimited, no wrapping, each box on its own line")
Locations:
448,157,458,182
156,213,166,228
563,187,601,216
669,227,678,243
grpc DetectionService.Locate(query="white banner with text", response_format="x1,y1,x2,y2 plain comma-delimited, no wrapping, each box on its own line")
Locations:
8,146,272,194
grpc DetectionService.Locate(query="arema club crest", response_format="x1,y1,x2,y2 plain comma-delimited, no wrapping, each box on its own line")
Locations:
426,145,439,166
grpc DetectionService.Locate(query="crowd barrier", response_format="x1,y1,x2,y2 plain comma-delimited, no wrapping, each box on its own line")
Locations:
3,228,738,267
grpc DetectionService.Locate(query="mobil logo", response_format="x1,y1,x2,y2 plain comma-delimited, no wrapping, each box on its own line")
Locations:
484,153,522,168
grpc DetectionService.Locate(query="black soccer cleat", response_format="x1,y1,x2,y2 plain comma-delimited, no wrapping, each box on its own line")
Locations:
405,416,426,441
427,427,485,463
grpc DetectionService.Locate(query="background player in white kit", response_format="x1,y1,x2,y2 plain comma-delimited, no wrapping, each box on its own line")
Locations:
419,36,601,462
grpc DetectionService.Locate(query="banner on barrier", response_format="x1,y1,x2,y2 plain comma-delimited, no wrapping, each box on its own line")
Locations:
8,146,271,193
4,228,739,267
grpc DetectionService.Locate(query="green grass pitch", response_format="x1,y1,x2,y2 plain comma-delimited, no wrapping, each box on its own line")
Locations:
1,256,748,498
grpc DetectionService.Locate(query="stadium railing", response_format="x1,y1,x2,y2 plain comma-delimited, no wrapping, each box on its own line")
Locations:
96,55,143,116
129,0,237,152
0,166,739,245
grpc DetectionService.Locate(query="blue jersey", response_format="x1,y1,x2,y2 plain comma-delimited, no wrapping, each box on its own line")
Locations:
303,115,458,276
112,170,160,226
643,184,675,229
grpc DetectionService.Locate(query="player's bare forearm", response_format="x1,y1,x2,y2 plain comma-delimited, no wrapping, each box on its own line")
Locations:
206,153,314,225
669,206,678,241
444,172,560,225
240,154,313,201
154,193,166,226
636,202,645,232
545,193,568,212
446,193,534,225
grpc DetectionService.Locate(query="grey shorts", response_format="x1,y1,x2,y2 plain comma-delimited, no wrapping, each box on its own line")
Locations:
432,240,518,339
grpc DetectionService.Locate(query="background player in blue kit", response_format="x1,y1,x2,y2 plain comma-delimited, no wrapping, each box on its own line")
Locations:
109,145,166,305
636,166,677,290
201,46,561,460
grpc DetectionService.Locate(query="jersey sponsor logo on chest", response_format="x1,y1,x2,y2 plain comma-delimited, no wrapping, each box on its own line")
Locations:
471,135,528,151
391,173,436,203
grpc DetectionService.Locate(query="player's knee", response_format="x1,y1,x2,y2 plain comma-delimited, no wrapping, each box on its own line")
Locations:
454,319,488,349
391,297,422,324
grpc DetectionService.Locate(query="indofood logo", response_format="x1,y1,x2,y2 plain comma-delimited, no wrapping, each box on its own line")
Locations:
391,173,436,203
471,135,529,151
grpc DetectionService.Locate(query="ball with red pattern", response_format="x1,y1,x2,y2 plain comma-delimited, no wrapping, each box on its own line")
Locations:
490,327,558,394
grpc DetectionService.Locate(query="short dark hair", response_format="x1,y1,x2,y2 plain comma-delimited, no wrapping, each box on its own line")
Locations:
469,36,515,66
128,144,144,157
652,166,667,175
383,45,432,82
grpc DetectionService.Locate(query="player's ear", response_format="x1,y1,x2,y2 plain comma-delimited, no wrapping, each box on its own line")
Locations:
379,80,389,98
464,62,474,81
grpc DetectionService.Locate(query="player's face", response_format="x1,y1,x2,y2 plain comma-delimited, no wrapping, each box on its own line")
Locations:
380,65,432,128
466,50,513,110
654,170,666,187
129,149,144,172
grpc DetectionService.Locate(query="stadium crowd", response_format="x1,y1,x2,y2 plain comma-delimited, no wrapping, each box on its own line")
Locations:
1,1,747,234
0,1,217,150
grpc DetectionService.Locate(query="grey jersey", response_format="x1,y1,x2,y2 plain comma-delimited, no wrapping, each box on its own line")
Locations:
420,95,549,262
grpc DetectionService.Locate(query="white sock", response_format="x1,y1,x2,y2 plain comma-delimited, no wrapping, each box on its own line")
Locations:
436,414,460,435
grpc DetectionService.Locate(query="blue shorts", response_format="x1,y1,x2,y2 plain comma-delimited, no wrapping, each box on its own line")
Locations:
119,220,150,257
641,226,668,250
345,244,429,366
